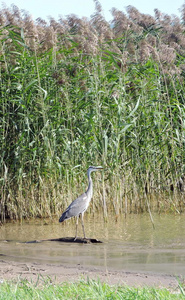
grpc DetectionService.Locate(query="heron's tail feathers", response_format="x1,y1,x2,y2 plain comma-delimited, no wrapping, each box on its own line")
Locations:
59,211,68,222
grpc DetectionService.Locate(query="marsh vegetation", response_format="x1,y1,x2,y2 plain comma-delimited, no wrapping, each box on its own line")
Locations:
0,1,185,221
0,278,185,300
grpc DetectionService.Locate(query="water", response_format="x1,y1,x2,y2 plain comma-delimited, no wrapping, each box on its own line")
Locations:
0,213,185,275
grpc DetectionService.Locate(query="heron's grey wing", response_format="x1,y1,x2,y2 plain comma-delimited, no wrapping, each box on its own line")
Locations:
67,192,89,216
59,192,88,222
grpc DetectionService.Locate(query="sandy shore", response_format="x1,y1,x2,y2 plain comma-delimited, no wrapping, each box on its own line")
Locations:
0,259,179,289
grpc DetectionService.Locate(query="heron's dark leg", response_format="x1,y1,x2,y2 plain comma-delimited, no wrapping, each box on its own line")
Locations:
74,216,79,241
81,213,86,239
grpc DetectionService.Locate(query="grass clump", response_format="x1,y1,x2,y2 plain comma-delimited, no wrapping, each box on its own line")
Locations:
0,278,184,300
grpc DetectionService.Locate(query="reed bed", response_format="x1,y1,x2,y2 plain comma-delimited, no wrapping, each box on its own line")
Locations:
0,1,185,221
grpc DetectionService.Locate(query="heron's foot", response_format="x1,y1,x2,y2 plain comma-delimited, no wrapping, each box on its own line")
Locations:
74,236,87,242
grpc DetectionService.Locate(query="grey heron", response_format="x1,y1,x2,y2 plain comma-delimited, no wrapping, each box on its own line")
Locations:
59,166,103,239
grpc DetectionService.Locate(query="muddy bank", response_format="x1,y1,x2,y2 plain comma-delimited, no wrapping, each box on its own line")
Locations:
0,259,179,289
1,214,185,289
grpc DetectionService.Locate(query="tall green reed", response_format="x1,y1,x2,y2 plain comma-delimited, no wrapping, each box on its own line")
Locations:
0,8,185,221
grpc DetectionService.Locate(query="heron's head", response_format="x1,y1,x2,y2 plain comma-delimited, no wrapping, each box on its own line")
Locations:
87,166,103,175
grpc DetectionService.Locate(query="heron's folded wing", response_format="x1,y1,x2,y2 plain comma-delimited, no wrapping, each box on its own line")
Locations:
64,192,88,218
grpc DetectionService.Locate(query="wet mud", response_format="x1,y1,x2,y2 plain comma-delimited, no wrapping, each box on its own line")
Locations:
0,213,185,288
0,259,179,288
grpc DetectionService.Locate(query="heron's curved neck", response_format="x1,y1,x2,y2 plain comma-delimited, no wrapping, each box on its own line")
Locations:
87,171,93,198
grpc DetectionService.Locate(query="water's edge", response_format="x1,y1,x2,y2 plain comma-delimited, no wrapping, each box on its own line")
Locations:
0,213,185,276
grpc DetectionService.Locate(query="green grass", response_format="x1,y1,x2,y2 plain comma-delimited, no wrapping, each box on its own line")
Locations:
0,278,184,300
